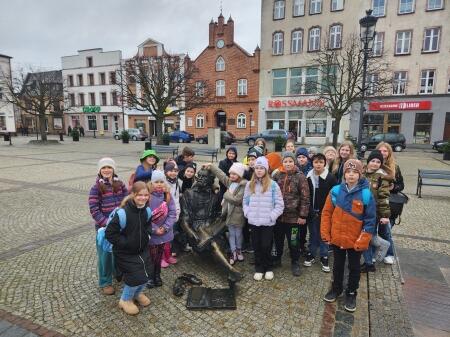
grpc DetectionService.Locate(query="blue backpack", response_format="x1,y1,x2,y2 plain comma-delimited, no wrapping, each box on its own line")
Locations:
96,206,152,253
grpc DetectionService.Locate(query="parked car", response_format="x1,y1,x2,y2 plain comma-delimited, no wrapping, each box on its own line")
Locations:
360,133,406,152
196,131,236,145
167,130,195,143
432,139,449,153
114,128,148,141
245,129,294,146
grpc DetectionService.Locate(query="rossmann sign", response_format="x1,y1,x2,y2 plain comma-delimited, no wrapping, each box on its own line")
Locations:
267,98,325,109
369,101,432,111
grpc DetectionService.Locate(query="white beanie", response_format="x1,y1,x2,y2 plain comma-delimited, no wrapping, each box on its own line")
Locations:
255,156,269,171
229,163,246,178
151,170,166,183
97,157,116,173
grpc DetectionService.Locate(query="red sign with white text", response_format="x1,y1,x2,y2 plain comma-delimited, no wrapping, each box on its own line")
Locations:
369,101,432,111
267,98,325,109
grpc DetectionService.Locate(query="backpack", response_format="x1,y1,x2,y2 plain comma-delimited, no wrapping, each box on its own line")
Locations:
96,206,152,253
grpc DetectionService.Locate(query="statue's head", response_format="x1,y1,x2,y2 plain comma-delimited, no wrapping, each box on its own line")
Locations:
195,168,214,189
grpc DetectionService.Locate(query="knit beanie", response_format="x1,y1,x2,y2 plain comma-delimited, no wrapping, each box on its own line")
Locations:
367,150,384,164
255,156,269,171
164,161,178,173
151,170,166,182
282,151,296,162
97,157,116,173
344,159,363,176
247,146,263,158
229,163,246,178
308,146,319,156
296,147,309,158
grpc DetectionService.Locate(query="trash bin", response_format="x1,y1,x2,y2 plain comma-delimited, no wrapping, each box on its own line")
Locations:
145,139,152,150
3,134,10,142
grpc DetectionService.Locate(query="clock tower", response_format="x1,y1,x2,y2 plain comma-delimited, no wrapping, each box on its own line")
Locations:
208,13,234,48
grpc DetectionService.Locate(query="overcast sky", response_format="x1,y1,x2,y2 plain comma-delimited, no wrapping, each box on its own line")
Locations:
1,0,261,71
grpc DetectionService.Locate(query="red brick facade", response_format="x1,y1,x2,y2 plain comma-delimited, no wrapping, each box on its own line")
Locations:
185,14,260,140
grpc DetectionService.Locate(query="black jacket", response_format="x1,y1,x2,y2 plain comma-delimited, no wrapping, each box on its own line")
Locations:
391,164,404,194
218,147,238,198
105,200,152,286
307,169,337,214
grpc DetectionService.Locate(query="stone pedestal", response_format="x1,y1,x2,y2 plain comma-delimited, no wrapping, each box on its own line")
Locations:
208,128,221,149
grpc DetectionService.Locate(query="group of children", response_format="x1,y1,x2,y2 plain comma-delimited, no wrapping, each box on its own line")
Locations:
88,138,404,314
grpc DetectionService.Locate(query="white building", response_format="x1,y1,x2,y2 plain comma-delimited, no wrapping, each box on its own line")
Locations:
0,54,16,133
62,48,123,136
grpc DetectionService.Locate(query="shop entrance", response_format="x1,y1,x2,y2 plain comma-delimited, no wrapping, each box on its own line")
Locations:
288,120,301,141
216,111,226,131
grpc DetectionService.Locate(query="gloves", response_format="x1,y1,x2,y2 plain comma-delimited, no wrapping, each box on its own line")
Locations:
354,232,372,251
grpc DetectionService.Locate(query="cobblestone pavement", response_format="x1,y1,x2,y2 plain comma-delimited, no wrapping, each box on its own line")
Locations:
0,136,449,337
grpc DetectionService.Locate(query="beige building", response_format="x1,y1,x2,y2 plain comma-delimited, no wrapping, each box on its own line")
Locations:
0,54,15,134
260,0,450,144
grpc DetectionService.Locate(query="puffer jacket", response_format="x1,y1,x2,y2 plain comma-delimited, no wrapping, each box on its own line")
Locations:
273,167,310,223
321,178,377,249
363,168,391,219
243,179,284,226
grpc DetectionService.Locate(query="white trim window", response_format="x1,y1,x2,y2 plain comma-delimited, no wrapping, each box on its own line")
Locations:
419,70,435,94
395,31,412,55
237,113,246,128
399,0,415,14
87,115,97,131
195,114,204,128
215,56,225,71
273,32,284,55
427,0,443,10
237,79,248,96
274,0,285,19
293,0,305,16
423,27,440,52
310,0,322,14
216,80,225,96
291,30,303,54
372,0,386,17
372,32,384,56
195,81,204,97
329,25,342,49
331,0,344,11
308,27,321,51
393,71,408,95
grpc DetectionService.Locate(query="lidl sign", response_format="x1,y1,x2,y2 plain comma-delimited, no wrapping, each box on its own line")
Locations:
83,106,101,113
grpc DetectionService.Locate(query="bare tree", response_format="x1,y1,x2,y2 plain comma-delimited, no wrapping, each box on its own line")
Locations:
2,67,68,141
118,54,211,144
306,33,391,147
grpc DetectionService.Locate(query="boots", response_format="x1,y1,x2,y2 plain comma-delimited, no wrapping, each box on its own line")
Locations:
154,273,163,287
135,293,151,307
102,285,115,295
119,300,139,315
164,242,177,264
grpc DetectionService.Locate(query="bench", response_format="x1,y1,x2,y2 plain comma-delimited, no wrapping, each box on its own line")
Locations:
416,169,450,198
194,148,220,162
151,145,179,158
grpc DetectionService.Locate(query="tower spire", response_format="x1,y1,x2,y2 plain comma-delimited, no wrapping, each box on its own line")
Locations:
220,0,223,15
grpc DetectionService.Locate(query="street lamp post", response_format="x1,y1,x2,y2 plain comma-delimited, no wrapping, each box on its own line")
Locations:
248,108,253,137
357,9,378,158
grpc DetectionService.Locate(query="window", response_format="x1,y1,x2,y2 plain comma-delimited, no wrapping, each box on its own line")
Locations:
273,32,284,55
423,27,440,52
272,69,287,95
372,0,386,17
68,75,74,87
69,93,75,107
102,115,109,131
109,71,116,84
88,73,94,85
305,67,319,94
71,115,80,127
89,93,96,105
77,74,83,86
0,116,6,130
274,0,285,19
237,113,246,128
448,77,450,93
195,81,204,97
393,71,408,95
427,0,443,10
216,80,225,96
305,111,327,137
308,27,321,52
395,31,412,55
293,0,305,16
289,68,302,94
367,73,379,96
196,114,204,128
420,69,435,94
291,30,303,53
216,56,225,71
331,0,344,11
237,79,248,96
78,93,85,106
87,115,97,131
372,32,384,56
111,91,118,105
414,113,433,144
86,57,93,67
310,0,322,14
99,73,106,85
399,0,415,14
329,25,342,49
101,92,107,106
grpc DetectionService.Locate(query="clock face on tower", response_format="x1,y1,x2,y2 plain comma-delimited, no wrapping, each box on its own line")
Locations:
216,39,225,49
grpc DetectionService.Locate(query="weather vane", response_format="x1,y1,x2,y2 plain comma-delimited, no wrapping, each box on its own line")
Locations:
220,0,223,14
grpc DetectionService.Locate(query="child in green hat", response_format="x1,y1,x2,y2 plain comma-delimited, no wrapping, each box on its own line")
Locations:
133,150,159,184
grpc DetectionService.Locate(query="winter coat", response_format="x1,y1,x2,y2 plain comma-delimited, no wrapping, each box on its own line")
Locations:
243,179,284,226
243,167,254,181
218,146,238,198
166,178,183,221
210,165,247,228
181,176,194,193
148,191,177,245
88,177,128,229
176,156,196,178
134,164,153,183
306,168,338,214
363,168,391,219
297,162,313,176
321,179,377,249
105,200,152,286
273,167,310,223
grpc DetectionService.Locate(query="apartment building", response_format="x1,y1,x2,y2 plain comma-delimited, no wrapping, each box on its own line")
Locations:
0,54,15,133
260,0,450,144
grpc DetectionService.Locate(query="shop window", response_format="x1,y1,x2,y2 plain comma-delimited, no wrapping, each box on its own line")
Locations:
414,113,433,143
305,110,327,137
363,114,384,137
0,116,5,131
71,115,80,127
272,68,287,95
103,115,109,131
237,113,246,128
87,115,97,131
135,120,146,132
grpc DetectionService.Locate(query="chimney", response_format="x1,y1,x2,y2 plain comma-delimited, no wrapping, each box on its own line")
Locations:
208,19,215,48
226,16,234,46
